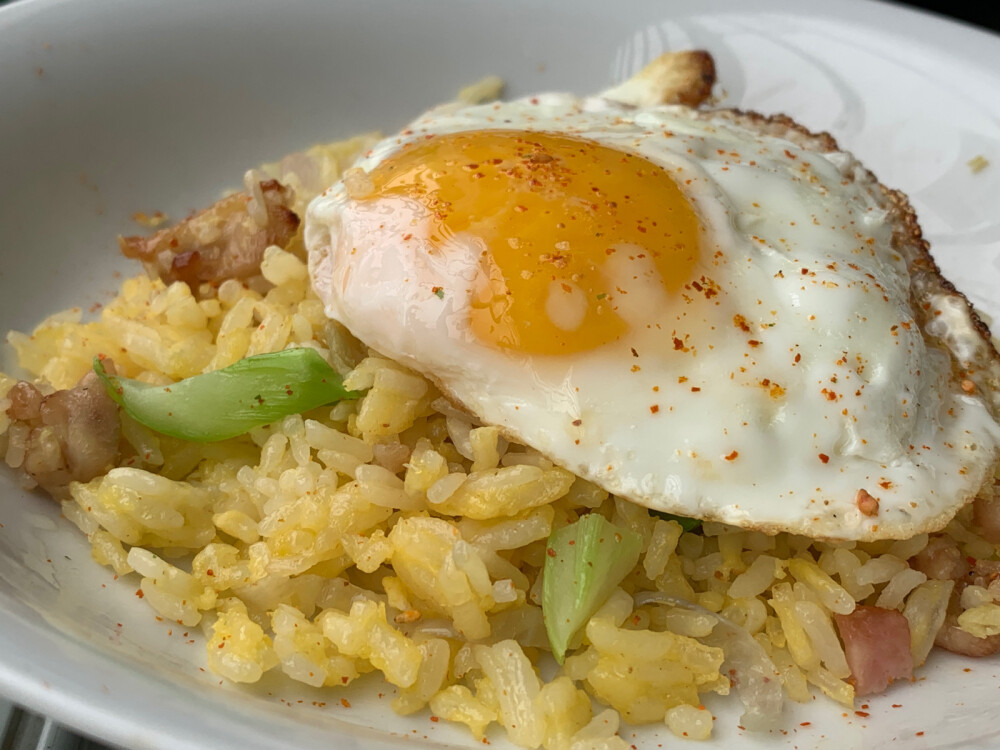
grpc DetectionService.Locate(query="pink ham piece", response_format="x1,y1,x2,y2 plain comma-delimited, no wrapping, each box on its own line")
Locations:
834,605,914,696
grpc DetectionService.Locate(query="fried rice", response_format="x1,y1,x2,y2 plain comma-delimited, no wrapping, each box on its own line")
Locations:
3,66,1000,749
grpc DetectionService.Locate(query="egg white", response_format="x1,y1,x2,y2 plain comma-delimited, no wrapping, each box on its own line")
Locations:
306,94,1000,540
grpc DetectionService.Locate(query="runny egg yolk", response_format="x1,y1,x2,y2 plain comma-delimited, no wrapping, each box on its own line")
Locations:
364,130,701,354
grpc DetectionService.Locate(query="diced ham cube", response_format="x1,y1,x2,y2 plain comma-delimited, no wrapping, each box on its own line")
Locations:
834,605,913,696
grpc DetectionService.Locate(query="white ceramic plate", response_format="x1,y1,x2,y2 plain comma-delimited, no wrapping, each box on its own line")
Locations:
1,1,999,748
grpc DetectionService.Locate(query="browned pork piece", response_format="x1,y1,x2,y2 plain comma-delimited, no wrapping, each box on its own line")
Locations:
910,534,1000,657
936,557,1000,657
972,489,1000,544
4,367,121,499
935,613,1000,657
911,535,972,581
119,179,299,289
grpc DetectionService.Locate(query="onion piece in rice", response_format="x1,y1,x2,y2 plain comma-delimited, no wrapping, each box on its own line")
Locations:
635,591,784,730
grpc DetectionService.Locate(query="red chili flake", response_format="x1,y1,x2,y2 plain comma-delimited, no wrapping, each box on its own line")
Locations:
631,347,639,357
855,711,870,718
650,404,660,414
733,314,751,332
747,340,761,348
547,547,557,557
725,450,739,461
572,419,582,426
691,386,701,392
891,704,902,709
341,698,351,708
673,337,684,350
916,732,924,737
800,722,811,727
135,589,144,599
818,454,830,464
430,716,439,722
342,676,350,684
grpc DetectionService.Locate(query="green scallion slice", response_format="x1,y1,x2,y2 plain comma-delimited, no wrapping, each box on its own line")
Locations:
651,511,702,533
542,513,642,663
94,348,357,443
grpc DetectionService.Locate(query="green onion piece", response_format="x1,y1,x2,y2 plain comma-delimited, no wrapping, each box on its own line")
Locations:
542,513,642,663
651,510,702,533
93,349,357,443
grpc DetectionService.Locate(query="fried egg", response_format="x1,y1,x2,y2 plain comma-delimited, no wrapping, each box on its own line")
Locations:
305,94,1000,540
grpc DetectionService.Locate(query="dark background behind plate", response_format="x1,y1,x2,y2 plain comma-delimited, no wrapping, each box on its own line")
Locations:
0,0,996,31
894,0,1000,33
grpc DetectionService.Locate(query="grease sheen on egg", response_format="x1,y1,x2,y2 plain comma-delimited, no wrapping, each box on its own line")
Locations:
306,94,1000,540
